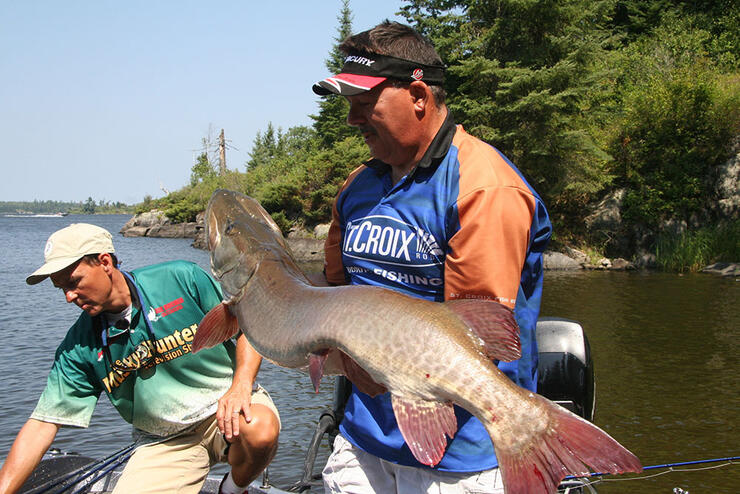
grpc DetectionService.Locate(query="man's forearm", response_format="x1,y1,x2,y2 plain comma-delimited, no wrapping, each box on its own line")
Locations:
233,333,262,387
0,419,59,494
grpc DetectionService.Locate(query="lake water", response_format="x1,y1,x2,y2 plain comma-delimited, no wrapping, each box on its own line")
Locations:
0,214,737,492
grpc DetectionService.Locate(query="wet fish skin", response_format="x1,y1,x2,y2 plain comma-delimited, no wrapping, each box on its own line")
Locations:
194,189,642,493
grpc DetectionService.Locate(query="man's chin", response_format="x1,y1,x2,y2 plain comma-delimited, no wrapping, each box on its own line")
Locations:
82,305,101,316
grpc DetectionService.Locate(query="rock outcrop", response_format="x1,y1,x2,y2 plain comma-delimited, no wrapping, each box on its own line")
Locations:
701,262,740,277
119,212,727,273
120,210,201,239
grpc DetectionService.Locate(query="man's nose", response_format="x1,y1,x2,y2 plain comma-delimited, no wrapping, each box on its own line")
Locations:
64,289,77,303
346,104,365,127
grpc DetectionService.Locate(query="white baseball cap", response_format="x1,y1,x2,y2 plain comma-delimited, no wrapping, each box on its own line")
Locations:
26,223,115,285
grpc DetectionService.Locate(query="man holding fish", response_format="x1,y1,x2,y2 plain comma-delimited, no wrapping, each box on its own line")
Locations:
189,18,638,494
0,223,280,494
311,21,553,493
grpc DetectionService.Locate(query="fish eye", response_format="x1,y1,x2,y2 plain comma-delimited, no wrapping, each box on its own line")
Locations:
225,219,235,235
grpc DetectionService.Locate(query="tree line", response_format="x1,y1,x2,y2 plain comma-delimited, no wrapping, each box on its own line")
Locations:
0,198,133,215
142,0,739,270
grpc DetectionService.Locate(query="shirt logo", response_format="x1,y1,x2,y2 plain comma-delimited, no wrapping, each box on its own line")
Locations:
153,298,184,319
343,215,444,267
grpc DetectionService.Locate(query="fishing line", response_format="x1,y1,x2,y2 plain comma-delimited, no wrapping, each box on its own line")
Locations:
598,460,737,482
565,456,738,487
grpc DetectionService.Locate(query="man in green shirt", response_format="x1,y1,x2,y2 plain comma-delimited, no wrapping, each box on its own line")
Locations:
0,223,280,494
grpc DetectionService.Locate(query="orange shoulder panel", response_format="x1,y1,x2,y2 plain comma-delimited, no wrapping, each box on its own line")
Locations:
445,128,537,308
324,165,367,285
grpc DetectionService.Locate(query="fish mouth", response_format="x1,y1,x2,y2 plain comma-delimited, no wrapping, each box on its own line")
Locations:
212,265,246,307
221,289,244,306
212,254,261,307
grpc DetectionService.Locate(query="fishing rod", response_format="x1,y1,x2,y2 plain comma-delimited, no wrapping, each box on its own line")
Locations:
48,446,135,494
24,443,137,494
66,447,136,494
565,455,740,480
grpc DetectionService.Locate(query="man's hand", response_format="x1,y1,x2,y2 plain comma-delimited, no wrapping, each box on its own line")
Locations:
217,381,253,440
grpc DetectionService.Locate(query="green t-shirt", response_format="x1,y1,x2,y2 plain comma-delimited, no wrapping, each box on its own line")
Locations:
32,260,237,437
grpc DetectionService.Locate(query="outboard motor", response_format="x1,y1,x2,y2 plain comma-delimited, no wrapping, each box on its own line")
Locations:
536,317,595,421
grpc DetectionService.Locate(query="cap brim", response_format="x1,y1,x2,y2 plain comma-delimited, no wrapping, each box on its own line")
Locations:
312,73,387,96
26,255,83,285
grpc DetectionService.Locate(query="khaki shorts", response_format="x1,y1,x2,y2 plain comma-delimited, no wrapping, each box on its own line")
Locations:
113,386,279,494
322,434,505,494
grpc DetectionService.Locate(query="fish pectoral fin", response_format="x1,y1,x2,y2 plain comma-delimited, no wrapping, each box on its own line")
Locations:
445,299,522,362
391,395,457,467
192,303,240,353
308,350,330,393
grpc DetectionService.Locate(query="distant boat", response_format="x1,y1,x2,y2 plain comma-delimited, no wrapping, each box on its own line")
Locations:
3,212,69,218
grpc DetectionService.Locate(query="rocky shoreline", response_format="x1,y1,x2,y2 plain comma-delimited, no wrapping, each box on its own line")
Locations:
120,211,325,263
119,211,738,276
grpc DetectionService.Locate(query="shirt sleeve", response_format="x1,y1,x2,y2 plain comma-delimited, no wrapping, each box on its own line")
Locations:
445,186,536,307
187,263,224,313
324,165,368,286
324,200,347,285
31,333,101,428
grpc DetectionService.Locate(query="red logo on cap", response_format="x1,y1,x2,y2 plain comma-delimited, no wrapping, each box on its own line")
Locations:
411,68,424,81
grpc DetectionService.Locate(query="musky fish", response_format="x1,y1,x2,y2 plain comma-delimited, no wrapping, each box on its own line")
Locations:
193,189,641,493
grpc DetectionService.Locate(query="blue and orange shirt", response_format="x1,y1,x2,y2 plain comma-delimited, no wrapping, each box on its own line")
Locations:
324,113,551,472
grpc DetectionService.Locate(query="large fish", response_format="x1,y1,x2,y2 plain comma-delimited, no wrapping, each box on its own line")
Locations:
194,189,641,493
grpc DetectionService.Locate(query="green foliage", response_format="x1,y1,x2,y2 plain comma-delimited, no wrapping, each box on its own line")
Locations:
655,220,740,272
246,132,368,231
259,183,304,233
133,1,738,271
608,15,740,228
190,152,216,186
82,197,96,214
402,0,617,228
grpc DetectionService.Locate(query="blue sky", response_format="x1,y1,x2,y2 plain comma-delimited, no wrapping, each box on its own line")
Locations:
0,1,405,204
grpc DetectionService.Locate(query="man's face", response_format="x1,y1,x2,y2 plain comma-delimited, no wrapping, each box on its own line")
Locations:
345,82,420,168
50,257,113,316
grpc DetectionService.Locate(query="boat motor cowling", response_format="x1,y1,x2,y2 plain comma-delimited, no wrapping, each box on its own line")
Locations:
536,317,595,421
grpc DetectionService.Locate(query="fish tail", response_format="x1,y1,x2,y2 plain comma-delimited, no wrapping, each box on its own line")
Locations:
492,394,642,494
192,302,240,353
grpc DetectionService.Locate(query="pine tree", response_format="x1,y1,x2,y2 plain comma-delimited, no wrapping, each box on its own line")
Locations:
402,0,616,224
311,0,356,148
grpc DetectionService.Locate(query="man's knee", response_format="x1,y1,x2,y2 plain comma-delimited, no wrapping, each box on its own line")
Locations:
236,404,279,451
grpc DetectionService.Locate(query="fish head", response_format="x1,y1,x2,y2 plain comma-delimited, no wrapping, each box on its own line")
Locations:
206,189,285,302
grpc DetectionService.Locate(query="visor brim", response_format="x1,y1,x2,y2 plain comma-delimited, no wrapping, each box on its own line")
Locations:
26,256,83,285
312,73,387,96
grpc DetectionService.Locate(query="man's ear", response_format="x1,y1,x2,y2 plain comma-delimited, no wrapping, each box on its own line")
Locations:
409,81,431,113
99,253,114,273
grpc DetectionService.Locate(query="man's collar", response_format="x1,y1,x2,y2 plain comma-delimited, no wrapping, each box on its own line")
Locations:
121,272,141,310
365,111,457,175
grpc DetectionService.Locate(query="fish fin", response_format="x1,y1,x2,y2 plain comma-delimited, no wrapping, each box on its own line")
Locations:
445,299,521,362
493,394,642,493
308,350,329,393
192,303,240,353
339,351,387,397
391,395,457,467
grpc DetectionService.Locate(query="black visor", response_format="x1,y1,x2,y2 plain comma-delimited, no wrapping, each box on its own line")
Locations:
313,51,446,96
